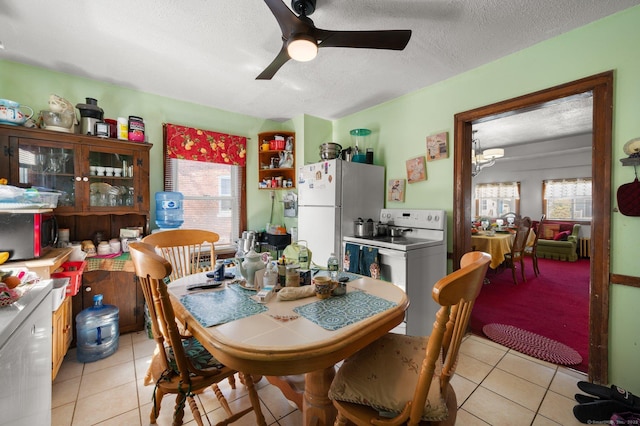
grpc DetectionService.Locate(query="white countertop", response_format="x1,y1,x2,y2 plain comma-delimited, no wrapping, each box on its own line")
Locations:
0,280,52,349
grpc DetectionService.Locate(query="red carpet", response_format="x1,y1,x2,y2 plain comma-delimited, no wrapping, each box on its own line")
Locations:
470,258,590,373
483,323,582,366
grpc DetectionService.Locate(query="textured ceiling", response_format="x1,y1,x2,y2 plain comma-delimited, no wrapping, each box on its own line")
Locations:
1,0,637,124
473,93,594,151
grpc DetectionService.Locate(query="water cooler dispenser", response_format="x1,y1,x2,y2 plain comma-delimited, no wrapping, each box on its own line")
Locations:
155,191,184,229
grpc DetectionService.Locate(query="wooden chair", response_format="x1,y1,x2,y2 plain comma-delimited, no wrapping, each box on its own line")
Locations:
129,242,266,426
142,230,237,388
525,214,545,276
142,229,220,282
503,216,533,284
329,251,491,426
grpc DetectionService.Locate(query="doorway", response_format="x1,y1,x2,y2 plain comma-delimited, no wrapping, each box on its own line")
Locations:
452,71,613,383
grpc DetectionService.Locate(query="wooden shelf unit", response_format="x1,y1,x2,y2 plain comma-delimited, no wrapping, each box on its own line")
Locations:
258,131,295,190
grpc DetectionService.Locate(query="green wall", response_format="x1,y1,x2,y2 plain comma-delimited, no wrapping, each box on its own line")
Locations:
329,5,640,392
2,4,639,391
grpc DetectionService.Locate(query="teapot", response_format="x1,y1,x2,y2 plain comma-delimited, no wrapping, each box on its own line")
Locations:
236,248,265,288
0,99,34,125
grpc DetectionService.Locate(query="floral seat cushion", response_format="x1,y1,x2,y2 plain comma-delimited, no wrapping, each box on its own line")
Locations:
329,333,447,421
166,336,224,372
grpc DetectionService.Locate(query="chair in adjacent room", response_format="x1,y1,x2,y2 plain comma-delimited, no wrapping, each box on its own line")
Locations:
329,251,491,426
142,229,220,282
503,216,533,285
129,242,266,426
525,214,545,277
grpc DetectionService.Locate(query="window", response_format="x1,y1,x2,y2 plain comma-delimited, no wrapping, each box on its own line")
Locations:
165,158,244,246
163,123,247,248
543,178,592,220
474,182,520,218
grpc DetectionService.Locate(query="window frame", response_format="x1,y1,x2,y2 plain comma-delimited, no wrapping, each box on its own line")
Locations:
542,177,592,223
473,181,521,219
162,142,247,248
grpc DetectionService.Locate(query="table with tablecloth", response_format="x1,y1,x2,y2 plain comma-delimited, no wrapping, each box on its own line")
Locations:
472,231,535,269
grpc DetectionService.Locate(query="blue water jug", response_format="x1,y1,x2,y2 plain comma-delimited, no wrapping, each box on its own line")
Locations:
76,294,119,363
155,191,184,229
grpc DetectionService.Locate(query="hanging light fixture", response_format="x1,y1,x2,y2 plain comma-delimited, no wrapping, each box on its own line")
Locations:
472,131,504,177
287,34,318,62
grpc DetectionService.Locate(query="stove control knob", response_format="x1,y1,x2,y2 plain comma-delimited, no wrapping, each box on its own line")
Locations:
427,215,432,221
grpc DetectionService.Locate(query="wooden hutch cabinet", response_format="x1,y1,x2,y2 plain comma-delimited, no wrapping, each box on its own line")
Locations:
257,131,295,190
0,123,151,338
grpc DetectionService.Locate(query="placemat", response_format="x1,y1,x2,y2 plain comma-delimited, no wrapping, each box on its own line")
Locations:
180,284,267,327
294,291,396,331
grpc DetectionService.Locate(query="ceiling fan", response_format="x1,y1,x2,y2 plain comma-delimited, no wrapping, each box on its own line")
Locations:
257,0,412,80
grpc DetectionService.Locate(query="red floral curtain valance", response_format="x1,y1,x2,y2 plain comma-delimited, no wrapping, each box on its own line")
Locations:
163,123,246,166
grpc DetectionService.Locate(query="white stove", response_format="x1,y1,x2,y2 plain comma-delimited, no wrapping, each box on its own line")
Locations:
343,209,447,336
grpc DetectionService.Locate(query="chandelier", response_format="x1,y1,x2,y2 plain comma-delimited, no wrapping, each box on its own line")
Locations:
472,130,504,177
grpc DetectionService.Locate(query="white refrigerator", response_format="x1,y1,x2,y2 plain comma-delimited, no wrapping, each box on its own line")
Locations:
297,159,385,267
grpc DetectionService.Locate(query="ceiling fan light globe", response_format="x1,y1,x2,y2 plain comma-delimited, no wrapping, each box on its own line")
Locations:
287,35,318,62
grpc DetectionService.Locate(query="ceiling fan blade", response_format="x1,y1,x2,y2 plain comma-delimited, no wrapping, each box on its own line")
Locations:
264,0,310,40
256,43,291,80
314,29,412,50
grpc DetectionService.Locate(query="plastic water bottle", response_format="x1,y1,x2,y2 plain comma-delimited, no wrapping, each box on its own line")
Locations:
76,294,120,363
327,253,339,280
263,259,278,289
155,191,184,229
298,244,309,270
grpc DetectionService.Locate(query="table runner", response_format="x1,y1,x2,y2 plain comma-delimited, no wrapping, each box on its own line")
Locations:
85,252,134,272
180,284,267,327
293,291,397,331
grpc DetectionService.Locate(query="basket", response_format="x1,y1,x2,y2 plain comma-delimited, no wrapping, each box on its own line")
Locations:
51,261,86,296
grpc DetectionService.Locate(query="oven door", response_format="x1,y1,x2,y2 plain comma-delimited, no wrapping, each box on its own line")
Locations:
344,241,408,293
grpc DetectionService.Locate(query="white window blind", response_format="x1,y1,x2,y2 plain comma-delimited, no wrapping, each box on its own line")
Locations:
475,182,520,199
544,178,592,198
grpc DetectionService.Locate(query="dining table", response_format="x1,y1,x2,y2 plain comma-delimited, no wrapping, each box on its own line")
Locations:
471,232,514,269
167,271,409,426
471,229,536,269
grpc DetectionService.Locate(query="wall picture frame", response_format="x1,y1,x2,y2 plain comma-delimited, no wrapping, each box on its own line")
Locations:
406,156,427,183
426,131,448,161
387,179,405,202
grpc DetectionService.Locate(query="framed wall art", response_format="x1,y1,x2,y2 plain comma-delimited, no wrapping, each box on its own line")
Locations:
426,131,448,161
406,156,427,183
387,179,405,202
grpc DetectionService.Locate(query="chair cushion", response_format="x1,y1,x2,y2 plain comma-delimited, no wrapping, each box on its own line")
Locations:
166,337,225,372
329,333,448,421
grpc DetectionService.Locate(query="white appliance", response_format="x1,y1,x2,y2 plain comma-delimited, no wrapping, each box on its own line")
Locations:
297,159,385,267
343,209,447,336
0,280,52,425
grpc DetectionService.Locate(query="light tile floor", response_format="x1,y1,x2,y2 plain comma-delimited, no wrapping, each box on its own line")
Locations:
52,331,587,425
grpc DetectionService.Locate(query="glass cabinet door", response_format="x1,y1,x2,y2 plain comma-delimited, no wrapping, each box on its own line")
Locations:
87,148,136,209
17,141,77,209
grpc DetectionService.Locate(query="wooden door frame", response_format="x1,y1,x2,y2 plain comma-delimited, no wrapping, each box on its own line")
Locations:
453,71,613,383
